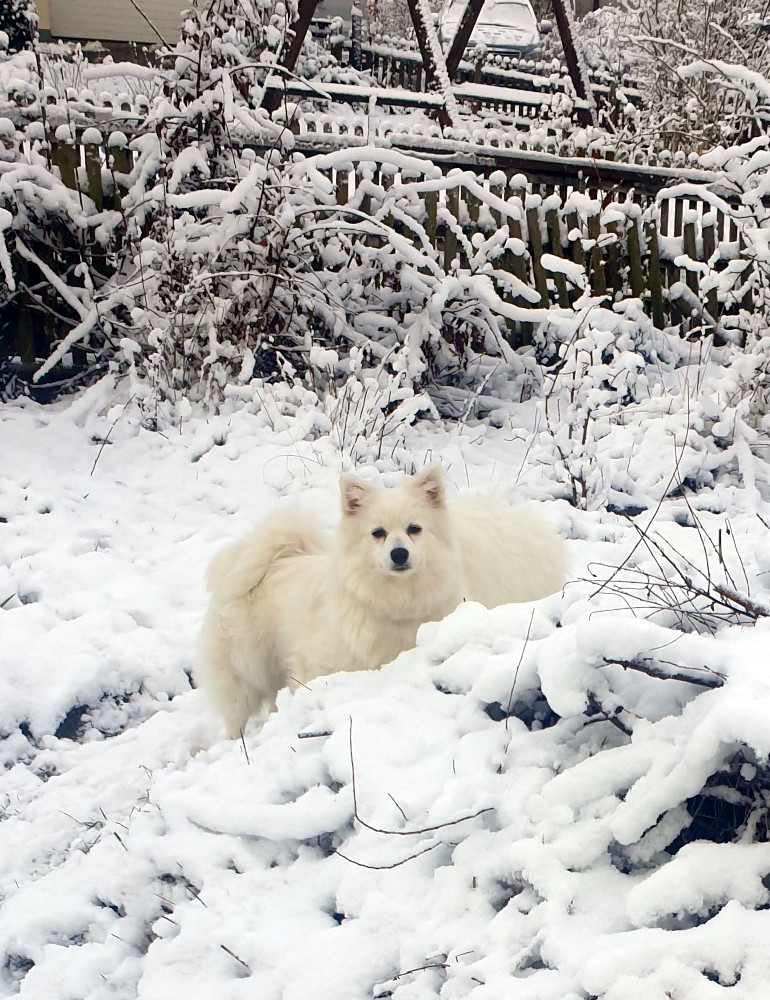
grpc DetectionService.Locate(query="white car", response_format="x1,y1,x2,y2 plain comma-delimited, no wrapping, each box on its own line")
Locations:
437,0,541,56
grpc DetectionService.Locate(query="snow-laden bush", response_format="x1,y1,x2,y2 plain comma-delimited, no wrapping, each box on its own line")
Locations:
0,0,34,54
577,1,770,153
31,131,545,426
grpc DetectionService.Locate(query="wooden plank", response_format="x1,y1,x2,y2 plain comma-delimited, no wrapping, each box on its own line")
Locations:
51,141,77,191
682,218,698,294
587,209,607,297
660,199,670,237
405,0,451,126
508,212,534,347
444,184,460,272
645,220,665,329
84,144,103,211
545,206,569,307
507,213,529,288
627,216,645,299
424,189,438,250
11,258,35,362
701,213,719,320
605,220,623,297
738,233,754,313
565,210,583,266
551,0,594,120
108,145,132,210
526,203,549,307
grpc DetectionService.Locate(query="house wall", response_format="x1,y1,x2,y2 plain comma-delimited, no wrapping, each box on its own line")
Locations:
47,0,186,44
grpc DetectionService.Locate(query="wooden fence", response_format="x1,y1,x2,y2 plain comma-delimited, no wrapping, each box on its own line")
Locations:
1,123,755,378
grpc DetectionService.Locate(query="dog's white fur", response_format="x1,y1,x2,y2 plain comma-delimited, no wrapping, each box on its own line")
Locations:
195,467,566,738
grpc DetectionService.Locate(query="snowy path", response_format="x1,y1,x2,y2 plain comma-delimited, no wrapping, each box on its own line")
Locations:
3,386,770,998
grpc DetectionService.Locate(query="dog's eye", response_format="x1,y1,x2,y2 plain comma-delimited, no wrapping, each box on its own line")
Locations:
371,527,387,540
406,524,422,535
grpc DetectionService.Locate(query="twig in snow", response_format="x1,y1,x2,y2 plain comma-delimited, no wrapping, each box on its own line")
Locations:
589,403,690,601
505,608,535,730
333,842,441,870
388,793,408,822
394,963,449,979
90,395,136,476
220,944,251,974
348,717,492,836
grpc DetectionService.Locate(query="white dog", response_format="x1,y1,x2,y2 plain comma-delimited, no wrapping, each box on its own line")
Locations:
195,467,566,738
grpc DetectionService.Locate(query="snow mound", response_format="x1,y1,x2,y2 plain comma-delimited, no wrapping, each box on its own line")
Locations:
3,390,770,998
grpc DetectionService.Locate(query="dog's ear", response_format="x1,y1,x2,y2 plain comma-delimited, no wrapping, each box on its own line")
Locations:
340,475,371,516
413,465,445,508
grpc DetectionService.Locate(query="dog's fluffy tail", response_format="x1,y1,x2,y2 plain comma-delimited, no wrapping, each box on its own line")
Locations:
205,510,325,604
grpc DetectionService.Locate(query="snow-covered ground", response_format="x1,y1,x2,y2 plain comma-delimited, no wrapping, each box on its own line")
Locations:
3,374,770,999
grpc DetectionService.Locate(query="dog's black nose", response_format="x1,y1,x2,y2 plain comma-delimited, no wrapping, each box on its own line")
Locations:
390,547,409,567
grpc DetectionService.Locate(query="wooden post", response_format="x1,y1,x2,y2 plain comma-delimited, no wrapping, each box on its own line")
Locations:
550,0,594,122
263,0,320,113
444,0,486,80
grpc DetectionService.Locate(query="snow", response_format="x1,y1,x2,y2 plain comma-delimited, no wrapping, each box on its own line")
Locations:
3,359,770,998
3,13,770,996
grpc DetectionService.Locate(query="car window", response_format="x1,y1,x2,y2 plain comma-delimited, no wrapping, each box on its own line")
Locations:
485,3,536,26
441,0,535,24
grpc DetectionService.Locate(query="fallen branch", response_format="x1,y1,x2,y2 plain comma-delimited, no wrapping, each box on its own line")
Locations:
604,656,725,689
585,692,634,736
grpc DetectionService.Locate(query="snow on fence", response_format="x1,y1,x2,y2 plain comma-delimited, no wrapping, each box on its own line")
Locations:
350,38,644,112
1,120,756,370
289,145,751,342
